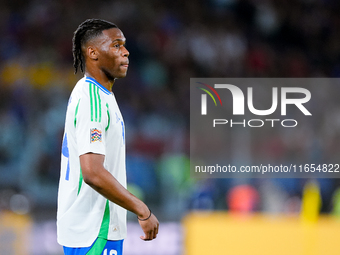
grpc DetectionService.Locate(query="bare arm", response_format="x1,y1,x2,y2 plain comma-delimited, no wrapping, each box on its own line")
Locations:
80,153,159,240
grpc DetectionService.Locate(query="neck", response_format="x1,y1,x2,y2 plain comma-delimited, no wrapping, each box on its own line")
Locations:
85,69,115,92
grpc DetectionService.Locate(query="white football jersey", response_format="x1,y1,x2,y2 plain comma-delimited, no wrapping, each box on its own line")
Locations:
57,76,127,247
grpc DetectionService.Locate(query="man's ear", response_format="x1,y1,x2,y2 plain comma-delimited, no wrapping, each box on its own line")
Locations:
86,46,98,60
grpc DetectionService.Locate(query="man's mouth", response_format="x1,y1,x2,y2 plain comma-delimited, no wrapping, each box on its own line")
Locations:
121,63,129,68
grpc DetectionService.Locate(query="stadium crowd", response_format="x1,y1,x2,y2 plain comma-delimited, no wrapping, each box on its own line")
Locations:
1,0,340,219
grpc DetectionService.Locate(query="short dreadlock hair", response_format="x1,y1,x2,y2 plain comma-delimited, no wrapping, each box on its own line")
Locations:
72,19,118,74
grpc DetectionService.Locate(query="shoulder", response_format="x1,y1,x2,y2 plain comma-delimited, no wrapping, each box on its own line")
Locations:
70,77,101,103
73,76,91,96
66,77,91,112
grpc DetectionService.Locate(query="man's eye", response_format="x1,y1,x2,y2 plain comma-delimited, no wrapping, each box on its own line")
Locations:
114,44,120,48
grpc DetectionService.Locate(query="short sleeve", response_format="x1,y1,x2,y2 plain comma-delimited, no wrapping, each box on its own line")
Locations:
76,85,106,156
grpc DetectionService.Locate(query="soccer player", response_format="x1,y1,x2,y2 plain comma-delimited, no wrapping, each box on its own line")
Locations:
57,19,159,255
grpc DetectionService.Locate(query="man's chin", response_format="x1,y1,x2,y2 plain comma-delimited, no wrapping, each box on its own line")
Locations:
116,72,128,79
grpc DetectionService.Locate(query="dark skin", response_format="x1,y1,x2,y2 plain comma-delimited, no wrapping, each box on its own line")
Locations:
80,27,159,241
83,28,129,90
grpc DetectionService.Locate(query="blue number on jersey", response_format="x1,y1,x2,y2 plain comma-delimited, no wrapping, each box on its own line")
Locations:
62,133,70,180
120,121,125,145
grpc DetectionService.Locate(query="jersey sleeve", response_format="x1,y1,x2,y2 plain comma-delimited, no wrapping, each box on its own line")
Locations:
75,85,106,156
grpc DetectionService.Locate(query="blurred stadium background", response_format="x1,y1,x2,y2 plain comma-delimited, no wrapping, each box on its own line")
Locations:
1,0,340,254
